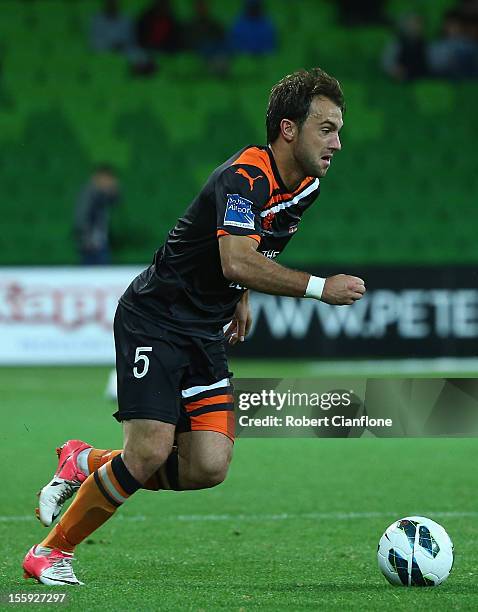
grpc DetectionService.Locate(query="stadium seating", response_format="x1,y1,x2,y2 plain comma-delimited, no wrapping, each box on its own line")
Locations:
0,0,475,265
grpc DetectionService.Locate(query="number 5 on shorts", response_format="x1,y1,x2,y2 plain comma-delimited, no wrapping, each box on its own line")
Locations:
133,346,152,379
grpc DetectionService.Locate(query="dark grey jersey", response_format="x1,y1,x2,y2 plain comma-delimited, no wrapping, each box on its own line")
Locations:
120,145,320,338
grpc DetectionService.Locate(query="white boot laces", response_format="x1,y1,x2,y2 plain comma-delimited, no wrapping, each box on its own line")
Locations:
51,481,80,505
51,555,77,581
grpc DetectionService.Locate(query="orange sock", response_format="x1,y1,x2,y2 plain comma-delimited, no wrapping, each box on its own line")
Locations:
87,449,121,474
88,449,164,491
41,455,141,552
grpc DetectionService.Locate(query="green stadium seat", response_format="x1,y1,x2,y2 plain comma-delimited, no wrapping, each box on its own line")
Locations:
0,0,476,265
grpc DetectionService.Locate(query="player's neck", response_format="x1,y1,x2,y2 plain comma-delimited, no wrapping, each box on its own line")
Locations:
268,143,305,193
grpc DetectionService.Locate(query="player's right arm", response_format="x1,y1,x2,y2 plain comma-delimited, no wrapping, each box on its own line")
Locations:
214,160,365,305
219,235,365,305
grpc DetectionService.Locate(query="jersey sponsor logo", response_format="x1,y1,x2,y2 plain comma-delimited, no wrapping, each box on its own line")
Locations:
224,194,255,230
261,249,280,259
235,168,264,191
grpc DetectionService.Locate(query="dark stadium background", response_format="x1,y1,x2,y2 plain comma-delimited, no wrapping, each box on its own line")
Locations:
1,1,477,609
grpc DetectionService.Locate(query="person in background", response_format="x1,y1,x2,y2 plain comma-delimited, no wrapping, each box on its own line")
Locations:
74,165,120,266
427,9,478,79
137,0,182,53
89,0,135,53
382,13,429,81
230,0,276,55
184,0,229,76
89,0,156,76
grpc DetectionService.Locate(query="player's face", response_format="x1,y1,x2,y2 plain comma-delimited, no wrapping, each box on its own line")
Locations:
95,172,118,194
293,96,343,178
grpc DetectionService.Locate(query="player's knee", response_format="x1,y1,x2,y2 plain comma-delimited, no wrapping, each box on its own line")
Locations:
122,420,176,482
191,456,231,489
123,443,172,482
193,467,226,489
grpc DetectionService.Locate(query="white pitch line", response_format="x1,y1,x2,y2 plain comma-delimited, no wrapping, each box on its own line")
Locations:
0,515,146,523
1,510,477,524
174,510,478,522
0,516,33,523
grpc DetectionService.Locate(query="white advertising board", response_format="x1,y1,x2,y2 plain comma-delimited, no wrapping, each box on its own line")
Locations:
0,266,143,365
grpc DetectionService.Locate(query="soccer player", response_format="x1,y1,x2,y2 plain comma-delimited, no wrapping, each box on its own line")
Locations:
23,67,365,585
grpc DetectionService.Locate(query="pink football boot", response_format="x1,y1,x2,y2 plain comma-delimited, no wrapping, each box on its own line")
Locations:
36,440,91,527
23,545,83,586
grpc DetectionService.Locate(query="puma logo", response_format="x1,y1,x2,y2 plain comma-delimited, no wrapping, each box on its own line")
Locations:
235,168,264,191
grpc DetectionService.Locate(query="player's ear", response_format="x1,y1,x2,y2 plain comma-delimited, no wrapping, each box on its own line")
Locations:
280,119,297,143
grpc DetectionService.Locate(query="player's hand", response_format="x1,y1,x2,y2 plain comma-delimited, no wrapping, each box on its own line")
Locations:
225,292,252,344
321,274,366,305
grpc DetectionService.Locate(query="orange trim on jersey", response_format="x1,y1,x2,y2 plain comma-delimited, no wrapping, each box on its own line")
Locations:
190,410,235,441
269,178,315,204
230,146,316,216
185,393,234,412
231,147,275,196
217,229,261,244
265,177,316,208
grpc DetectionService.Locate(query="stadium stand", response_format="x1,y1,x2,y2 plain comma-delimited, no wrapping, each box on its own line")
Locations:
0,0,475,265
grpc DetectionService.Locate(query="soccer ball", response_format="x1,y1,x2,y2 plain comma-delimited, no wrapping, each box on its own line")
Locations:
377,516,454,586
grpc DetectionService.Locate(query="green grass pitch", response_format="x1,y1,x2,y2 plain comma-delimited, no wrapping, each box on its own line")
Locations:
0,364,477,610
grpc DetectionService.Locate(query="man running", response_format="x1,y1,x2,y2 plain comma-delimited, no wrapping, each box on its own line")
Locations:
23,67,365,585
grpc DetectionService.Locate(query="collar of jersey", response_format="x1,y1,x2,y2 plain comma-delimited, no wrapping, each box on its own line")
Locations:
265,145,290,194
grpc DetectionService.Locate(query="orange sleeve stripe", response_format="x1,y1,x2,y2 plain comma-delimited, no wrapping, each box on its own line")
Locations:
217,229,261,244
231,147,276,196
185,394,234,411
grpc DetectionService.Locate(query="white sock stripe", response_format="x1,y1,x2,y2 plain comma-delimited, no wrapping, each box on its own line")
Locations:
181,378,230,399
98,465,128,505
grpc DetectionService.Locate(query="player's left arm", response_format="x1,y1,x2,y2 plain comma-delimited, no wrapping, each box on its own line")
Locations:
225,290,252,345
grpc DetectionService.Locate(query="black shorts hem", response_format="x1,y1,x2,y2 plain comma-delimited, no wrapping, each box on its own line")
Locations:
113,410,178,425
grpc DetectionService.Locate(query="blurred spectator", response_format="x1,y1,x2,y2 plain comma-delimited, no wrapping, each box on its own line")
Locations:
336,0,387,26
89,0,135,53
382,13,429,81
137,0,182,53
74,165,120,266
89,0,156,77
183,0,229,76
230,0,276,55
427,9,478,78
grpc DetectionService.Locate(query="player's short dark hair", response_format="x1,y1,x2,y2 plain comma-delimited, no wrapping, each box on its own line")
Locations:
94,163,117,177
266,68,345,143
